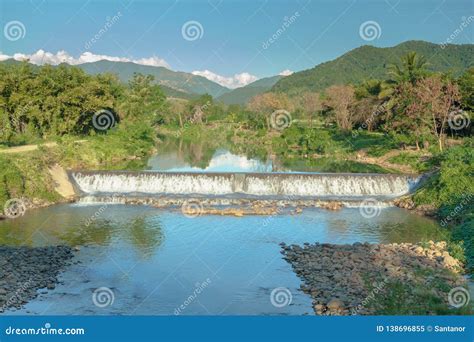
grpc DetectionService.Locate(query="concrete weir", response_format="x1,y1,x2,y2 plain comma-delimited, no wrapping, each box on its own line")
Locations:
68,171,423,200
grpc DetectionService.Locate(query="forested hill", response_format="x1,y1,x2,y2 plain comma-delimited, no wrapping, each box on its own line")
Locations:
77,60,230,98
216,75,282,105
272,41,474,95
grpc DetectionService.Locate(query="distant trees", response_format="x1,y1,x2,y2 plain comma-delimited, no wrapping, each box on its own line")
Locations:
323,85,355,132
247,92,292,129
121,73,168,124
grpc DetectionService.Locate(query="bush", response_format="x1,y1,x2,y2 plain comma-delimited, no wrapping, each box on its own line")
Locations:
414,140,474,208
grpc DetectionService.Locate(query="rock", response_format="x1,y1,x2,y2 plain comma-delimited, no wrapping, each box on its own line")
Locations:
327,298,345,310
280,241,466,316
0,246,73,312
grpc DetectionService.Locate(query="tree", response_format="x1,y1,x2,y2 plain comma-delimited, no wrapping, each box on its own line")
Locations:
247,92,292,129
121,73,168,125
458,67,474,112
388,52,428,85
323,85,355,132
412,76,461,151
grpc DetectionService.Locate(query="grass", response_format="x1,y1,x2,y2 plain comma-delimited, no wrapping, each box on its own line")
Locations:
368,268,472,315
0,122,157,209
388,152,431,172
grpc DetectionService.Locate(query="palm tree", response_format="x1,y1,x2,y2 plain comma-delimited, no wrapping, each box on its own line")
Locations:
388,52,429,85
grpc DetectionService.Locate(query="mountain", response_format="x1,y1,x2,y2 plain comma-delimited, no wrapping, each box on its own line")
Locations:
76,60,230,98
272,41,474,95
216,75,283,105
0,59,228,99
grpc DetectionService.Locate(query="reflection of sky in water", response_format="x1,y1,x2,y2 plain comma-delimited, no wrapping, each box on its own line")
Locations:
147,149,273,172
0,205,444,315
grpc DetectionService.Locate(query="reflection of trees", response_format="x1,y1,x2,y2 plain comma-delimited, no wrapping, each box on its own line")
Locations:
126,216,164,259
58,220,114,246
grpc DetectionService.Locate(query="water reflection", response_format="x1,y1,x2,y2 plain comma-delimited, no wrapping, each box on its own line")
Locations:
147,138,273,172
0,204,446,315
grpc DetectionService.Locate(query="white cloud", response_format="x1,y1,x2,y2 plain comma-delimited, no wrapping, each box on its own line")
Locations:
0,49,170,68
279,69,293,76
191,70,258,89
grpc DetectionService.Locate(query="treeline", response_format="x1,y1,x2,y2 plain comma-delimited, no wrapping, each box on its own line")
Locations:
1,52,472,153
0,63,168,145
246,52,473,152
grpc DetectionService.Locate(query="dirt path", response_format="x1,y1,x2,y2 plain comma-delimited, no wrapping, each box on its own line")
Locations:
349,149,426,174
0,140,87,154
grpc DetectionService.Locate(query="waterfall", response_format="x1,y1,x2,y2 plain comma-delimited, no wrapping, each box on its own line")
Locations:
69,171,421,199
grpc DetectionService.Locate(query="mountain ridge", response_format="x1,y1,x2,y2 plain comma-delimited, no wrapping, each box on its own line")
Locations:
272,40,474,94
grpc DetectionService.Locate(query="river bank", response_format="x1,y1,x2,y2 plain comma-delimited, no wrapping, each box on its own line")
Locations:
0,246,75,313
281,241,472,315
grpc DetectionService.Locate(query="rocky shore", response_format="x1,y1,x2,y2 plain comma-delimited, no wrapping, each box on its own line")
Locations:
281,241,468,315
0,246,74,313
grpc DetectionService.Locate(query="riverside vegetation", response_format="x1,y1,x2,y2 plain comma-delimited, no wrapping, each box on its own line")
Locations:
0,43,472,314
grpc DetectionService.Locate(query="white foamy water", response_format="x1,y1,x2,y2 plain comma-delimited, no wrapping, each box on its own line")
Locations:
70,171,421,198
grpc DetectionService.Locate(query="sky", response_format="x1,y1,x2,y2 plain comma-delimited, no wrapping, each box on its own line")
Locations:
0,0,473,88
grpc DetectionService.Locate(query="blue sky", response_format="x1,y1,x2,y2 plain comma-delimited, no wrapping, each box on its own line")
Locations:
0,0,473,87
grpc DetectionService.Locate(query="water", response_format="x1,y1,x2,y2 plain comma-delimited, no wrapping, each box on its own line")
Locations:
0,204,445,315
0,145,447,315
70,171,420,199
147,148,273,173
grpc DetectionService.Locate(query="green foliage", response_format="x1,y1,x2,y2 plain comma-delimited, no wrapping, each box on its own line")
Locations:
216,76,282,105
57,122,156,170
0,152,59,209
74,60,229,98
387,51,428,85
388,152,431,172
121,73,168,125
414,140,474,207
458,67,474,111
272,41,473,95
0,62,121,143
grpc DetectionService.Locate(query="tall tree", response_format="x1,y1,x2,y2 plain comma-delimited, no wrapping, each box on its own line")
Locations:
323,85,355,132
388,52,428,85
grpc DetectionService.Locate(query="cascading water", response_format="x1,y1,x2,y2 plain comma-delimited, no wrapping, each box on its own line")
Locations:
69,171,422,199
